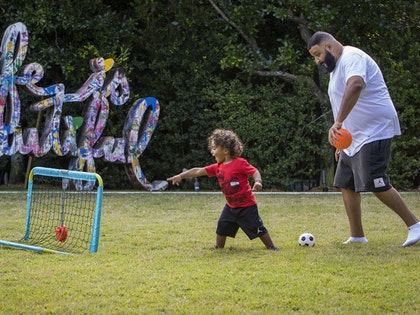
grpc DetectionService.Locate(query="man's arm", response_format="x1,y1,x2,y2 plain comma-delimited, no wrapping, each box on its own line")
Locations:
329,75,365,145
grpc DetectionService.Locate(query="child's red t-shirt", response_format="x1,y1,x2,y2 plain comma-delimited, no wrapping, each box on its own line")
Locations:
205,158,257,208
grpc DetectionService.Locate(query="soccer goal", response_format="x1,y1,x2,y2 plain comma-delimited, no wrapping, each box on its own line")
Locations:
0,167,104,254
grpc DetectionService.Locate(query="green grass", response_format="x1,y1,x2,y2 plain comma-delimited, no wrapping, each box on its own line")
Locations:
0,191,419,314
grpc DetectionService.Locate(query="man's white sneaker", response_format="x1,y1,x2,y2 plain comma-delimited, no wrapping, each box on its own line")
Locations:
402,222,420,247
343,237,368,244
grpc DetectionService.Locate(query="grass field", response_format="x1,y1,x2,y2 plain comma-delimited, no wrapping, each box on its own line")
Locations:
0,191,419,314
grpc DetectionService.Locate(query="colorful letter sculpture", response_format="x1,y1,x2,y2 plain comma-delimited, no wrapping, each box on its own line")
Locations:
0,22,167,191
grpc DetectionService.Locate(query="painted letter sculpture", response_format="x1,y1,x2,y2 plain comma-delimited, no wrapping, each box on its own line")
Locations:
0,22,167,191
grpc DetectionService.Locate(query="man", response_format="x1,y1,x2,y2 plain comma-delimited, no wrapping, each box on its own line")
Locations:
307,31,419,246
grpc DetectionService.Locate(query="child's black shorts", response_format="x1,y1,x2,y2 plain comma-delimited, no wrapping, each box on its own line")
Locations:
216,204,268,240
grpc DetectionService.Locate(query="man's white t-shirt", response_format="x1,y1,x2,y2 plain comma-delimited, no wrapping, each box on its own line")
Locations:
328,46,401,156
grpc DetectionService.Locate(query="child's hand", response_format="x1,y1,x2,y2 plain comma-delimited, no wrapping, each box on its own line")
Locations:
252,182,262,191
167,174,182,186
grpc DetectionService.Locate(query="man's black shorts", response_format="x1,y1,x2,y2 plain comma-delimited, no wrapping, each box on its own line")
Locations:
334,139,393,192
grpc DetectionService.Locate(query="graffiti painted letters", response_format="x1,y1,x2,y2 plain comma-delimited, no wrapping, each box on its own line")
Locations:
0,22,167,191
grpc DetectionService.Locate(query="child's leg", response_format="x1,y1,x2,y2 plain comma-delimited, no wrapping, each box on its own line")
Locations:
215,234,227,248
259,232,279,250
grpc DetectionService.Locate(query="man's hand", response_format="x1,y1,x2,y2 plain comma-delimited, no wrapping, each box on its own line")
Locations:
328,121,343,146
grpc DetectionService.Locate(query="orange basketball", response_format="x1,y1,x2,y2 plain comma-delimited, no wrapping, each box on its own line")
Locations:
331,128,352,150
55,225,68,242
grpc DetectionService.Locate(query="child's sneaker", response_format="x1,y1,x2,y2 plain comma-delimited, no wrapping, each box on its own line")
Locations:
402,222,420,247
268,245,279,251
343,237,368,244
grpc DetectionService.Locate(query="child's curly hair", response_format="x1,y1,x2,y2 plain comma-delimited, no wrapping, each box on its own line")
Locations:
207,129,243,158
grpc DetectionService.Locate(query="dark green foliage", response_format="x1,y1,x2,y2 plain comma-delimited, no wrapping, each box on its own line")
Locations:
199,78,324,188
307,1,420,189
0,0,418,189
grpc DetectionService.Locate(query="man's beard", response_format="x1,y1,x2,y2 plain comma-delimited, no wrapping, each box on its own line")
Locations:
323,50,336,73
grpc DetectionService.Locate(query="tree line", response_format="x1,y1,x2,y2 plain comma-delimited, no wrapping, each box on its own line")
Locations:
0,0,418,190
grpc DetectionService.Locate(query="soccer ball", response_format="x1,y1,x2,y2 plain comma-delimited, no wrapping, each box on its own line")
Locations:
298,233,315,247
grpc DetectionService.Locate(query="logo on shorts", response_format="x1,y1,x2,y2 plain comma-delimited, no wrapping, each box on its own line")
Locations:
374,177,386,188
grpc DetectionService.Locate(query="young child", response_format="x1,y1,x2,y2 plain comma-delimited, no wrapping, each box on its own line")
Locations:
167,129,279,251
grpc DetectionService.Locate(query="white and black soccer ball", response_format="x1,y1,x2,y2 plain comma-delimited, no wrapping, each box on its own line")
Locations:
298,233,315,247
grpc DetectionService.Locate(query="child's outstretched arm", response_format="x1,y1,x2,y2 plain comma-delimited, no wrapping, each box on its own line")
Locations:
167,167,207,186
252,170,263,191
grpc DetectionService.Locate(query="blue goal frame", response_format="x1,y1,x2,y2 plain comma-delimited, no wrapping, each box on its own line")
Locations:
0,167,104,254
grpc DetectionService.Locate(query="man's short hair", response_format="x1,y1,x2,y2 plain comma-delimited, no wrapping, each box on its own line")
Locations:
307,31,335,50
